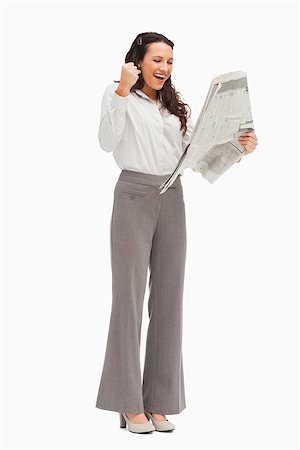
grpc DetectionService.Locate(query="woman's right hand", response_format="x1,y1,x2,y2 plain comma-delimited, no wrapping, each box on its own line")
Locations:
118,62,141,93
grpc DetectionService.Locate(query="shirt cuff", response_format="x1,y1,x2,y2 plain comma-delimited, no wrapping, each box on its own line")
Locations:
112,90,129,110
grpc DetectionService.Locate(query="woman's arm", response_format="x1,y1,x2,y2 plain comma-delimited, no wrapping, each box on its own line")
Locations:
182,113,194,152
97,83,129,153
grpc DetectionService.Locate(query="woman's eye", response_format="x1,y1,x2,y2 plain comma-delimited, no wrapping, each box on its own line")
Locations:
154,60,173,64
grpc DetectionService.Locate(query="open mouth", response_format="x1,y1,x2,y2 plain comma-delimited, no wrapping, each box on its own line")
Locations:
153,74,166,83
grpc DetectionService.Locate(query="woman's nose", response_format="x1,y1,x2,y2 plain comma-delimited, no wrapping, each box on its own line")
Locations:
160,64,168,72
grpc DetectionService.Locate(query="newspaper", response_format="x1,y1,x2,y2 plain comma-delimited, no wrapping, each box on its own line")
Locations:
159,71,254,194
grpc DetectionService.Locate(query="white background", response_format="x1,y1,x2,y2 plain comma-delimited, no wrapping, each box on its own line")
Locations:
1,1,299,449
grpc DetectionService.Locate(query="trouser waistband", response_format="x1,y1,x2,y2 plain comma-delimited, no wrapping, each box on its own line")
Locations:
118,169,181,187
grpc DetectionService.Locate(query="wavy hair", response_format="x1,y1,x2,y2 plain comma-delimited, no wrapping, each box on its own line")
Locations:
113,32,191,137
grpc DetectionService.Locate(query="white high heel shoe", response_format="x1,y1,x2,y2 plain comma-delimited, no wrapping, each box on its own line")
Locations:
119,412,155,433
144,410,175,432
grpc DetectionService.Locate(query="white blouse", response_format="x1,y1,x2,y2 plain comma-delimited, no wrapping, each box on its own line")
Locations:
97,82,194,175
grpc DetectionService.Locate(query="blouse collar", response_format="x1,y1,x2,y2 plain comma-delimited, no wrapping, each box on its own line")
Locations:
134,88,162,105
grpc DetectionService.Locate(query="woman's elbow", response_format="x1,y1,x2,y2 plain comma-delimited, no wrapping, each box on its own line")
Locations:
98,130,114,153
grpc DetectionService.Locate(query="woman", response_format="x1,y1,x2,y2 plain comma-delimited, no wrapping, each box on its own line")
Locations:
95,32,258,434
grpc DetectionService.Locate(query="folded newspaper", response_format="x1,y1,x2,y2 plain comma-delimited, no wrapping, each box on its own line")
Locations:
159,71,254,194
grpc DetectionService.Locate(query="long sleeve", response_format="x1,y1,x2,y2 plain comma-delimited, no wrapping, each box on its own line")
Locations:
182,112,194,152
98,84,128,153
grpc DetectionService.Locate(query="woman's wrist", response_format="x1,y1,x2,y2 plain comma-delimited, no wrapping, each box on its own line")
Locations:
115,84,130,97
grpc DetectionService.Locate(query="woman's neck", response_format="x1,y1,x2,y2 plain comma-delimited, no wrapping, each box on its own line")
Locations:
141,86,159,103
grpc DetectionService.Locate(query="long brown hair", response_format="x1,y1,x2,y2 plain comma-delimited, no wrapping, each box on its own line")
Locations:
113,32,191,137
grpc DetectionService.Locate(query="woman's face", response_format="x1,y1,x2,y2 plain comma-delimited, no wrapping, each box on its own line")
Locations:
139,42,173,93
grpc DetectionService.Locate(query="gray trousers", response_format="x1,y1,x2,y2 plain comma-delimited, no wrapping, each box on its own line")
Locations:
95,169,187,414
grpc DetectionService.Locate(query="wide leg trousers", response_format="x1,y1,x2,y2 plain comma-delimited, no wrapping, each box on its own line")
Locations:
95,169,187,414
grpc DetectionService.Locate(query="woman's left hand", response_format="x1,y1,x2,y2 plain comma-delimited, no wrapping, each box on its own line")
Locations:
238,132,258,155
